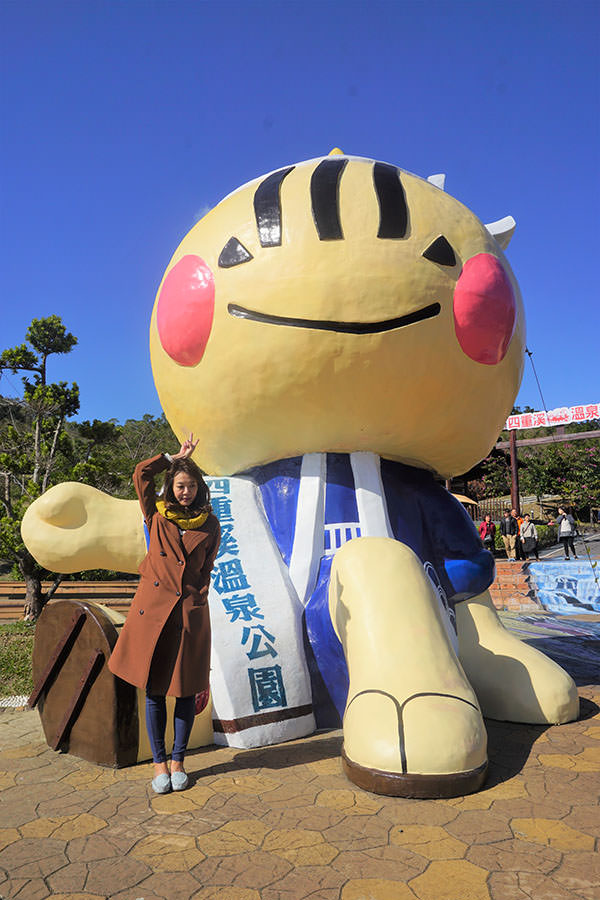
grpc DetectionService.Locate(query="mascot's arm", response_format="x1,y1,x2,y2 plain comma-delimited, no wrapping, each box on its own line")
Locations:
21,482,146,574
424,483,495,603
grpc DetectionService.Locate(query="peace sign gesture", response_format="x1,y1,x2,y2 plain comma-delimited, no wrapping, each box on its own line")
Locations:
172,433,199,460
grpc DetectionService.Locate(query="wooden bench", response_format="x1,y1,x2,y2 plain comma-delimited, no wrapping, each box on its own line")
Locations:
0,581,138,621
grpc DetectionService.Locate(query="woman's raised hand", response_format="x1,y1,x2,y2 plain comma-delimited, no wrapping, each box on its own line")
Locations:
173,433,199,460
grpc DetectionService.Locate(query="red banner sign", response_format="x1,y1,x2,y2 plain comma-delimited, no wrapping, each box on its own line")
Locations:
505,403,600,431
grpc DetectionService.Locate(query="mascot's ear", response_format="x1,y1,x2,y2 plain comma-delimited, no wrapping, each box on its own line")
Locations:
427,173,446,190
485,215,516,250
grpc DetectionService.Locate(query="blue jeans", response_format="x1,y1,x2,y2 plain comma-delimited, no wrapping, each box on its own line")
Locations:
145,693,196,763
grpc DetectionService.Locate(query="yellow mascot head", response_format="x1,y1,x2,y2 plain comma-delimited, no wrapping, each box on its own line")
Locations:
150,153,524,476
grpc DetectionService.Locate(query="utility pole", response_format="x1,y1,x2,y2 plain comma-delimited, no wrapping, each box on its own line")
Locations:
509,428,520,512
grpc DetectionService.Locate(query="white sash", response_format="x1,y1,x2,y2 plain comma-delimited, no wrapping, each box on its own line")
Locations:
206,475,315,748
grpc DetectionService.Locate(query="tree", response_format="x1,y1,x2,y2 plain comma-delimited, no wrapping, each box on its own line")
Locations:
0,316,79,619
519,440,600,511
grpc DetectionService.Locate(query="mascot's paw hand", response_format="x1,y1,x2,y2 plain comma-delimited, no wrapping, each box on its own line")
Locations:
341,690,488,799
21,483,144,574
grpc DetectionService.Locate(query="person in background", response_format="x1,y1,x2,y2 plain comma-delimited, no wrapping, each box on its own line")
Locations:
479,514,496,557
519,513,539,561
556,507,578,560
512,507,525,561
500,509,518,560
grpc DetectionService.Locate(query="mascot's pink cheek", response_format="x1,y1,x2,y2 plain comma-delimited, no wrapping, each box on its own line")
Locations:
453,253,516,365
156,255,215,366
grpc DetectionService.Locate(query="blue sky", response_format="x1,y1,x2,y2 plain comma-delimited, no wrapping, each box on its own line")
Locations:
1,0,598,427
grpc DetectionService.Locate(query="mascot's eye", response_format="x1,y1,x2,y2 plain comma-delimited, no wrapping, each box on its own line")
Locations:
219,237,253,268
422,235,456,267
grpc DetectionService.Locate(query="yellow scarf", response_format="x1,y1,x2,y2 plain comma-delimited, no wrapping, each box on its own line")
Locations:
156,500,209,531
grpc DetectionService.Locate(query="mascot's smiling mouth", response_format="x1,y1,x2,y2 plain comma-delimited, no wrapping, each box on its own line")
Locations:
227,302,441,334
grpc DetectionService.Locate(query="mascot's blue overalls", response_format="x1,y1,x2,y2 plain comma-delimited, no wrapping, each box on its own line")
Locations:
242,452,494,728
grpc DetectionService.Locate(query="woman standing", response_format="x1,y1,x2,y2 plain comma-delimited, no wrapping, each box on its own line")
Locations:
519,514,539,561
479,514,496,556
109,435,221,793
556,507,578,560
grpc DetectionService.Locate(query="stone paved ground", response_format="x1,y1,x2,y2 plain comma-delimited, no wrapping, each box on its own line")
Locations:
1,617,599,900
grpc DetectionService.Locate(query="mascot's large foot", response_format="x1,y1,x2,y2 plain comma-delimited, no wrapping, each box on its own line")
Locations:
21,483,145,574
328,538,488,798
456,592,579,724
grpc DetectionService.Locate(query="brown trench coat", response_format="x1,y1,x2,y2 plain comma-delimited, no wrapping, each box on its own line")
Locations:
108,455,221,697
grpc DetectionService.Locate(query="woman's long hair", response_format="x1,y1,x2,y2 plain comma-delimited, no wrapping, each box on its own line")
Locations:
163,458,212,516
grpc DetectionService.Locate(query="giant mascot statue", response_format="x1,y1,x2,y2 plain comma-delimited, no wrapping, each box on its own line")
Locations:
22,151,578,797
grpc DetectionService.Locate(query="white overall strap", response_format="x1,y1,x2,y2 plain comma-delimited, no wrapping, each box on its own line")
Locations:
288,453,326,606
350,451,394,538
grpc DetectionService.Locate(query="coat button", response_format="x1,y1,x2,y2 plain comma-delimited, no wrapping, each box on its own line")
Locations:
139,609,144,615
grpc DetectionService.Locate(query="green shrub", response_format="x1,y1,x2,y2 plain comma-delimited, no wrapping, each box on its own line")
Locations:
535,523,557,549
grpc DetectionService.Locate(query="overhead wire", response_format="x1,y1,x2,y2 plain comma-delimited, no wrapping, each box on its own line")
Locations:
525,346,598,585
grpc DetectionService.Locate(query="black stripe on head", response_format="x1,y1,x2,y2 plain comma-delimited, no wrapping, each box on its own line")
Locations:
254,166,295,247
218,237,253,268
310,158,348,240
373,162,408,239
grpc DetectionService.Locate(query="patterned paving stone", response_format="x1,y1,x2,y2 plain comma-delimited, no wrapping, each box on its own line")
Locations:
381,799,459,827
20,812,107,840
191,889,261,900
260,803,345,833
112,871,200,900
488,870,581,900
340,879,417,900
6,877,50,899
208,774,280,794
486,797,573,820
192,849,293,890
510,816,596,850
444,809,513,844
36,788,110,818
49,894,106,900
0,827,19,852
551,850,600,900
2,742,47,760
561,803,600,837
331,845,426,881
151,789,213,815
195,817,270,857
409,858,492,900
322,815,393,852
537,746,600,771
66,832,121,862
262,864,346,899
0,836,67,879
130,832,206,870
466,837,562,874
84,856,153,895
443,775,529,811
46,860,89,893
262,827,339,866
390,824,468,859
0,793,40,828
315,788,385,815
